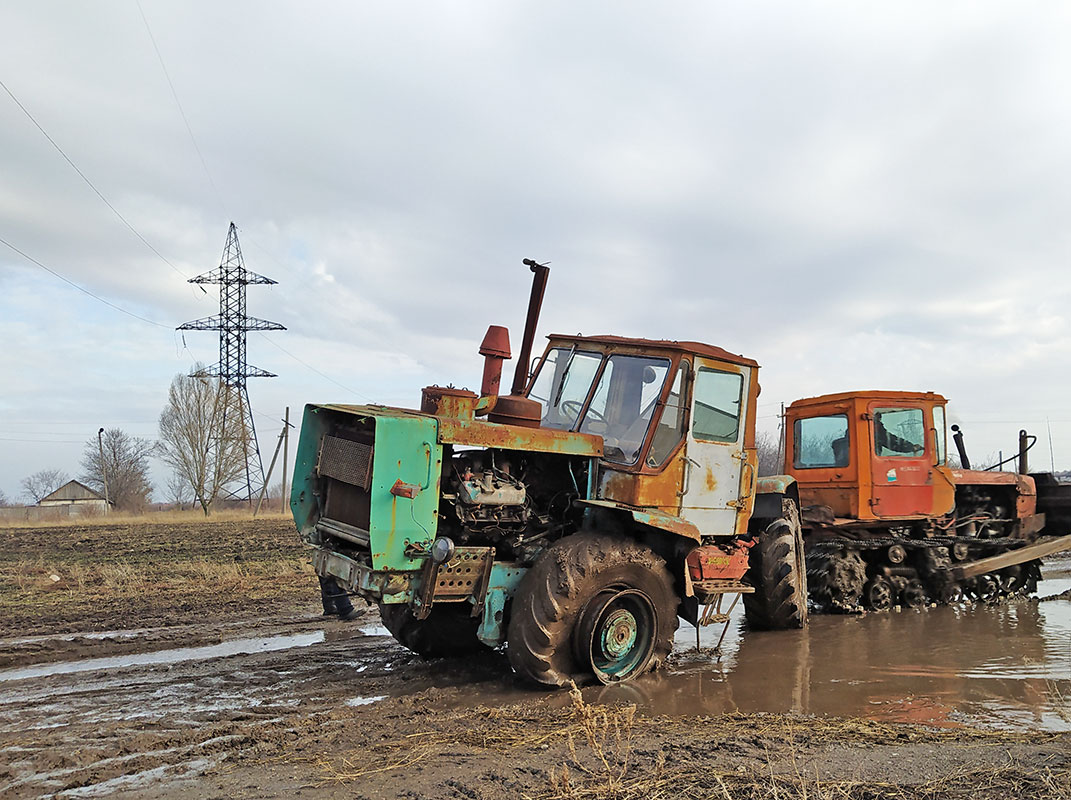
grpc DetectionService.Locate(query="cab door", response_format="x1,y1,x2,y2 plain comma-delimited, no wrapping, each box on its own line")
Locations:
680,359,752,535
868,403,933,517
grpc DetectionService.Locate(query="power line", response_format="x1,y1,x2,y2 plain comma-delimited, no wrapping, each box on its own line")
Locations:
0,76,192,283
136,0,227,220
0,235,171,329
255,333,374,401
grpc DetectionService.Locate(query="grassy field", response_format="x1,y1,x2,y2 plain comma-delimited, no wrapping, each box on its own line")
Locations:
0,512,315,636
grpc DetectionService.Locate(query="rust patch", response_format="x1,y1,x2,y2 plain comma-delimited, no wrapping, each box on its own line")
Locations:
951,469,1036,494
437,417,603,456
599,459,684,510
579,499,702,541
543,333,759,368
704,467,717,492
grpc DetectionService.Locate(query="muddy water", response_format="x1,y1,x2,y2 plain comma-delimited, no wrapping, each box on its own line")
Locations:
0,632,326,682
591,558,1071,730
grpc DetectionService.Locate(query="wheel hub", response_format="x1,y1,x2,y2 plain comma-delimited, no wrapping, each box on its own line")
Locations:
574,589,657,684
599,608,639,659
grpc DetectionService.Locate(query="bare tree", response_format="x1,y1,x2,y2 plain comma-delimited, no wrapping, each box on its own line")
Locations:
20,468,70,504
0,487,12,507
80,429,154,512
157,370,250,516
756,429,784,476
164,471,194,510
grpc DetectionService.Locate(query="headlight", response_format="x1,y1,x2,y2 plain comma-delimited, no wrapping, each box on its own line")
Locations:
430,536,456,564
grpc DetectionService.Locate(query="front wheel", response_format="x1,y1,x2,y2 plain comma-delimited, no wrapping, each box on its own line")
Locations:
743,497,809,629
378,602,485,658
507,533,678,687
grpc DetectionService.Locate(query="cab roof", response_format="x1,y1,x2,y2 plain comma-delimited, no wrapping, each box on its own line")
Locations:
788,390,948,409
545,333,759,368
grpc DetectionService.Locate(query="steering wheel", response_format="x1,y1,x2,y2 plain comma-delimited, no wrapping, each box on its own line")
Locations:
560,400,607,425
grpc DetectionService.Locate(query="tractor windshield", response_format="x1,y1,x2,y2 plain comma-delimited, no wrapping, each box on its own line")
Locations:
527,347,603,429
578,354,671,464
527,348,671,465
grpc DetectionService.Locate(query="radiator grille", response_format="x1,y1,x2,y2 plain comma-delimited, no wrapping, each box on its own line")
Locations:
318,435,374,490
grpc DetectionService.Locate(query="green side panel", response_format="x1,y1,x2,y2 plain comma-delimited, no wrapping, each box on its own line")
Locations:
369,414,442,571
756,474,796,495
477,562,527,647
290,404,331,541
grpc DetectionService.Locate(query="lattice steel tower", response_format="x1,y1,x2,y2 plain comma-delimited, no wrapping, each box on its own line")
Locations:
178,222,285,501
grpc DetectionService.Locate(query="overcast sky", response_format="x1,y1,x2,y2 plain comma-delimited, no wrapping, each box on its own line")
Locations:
2,2,1070,501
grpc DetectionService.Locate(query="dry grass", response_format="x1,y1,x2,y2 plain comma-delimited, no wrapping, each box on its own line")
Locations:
0,515,312,634
314,687,1070,800
4,556,310,594
534,691,1070,800
0,507,291,529
547,683,670,800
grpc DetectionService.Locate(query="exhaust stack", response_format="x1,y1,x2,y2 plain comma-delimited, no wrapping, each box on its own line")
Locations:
486,259,549,428
511,259,550,395
952,424,971,470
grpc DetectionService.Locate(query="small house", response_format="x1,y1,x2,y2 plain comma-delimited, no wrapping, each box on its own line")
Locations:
39,480,110,515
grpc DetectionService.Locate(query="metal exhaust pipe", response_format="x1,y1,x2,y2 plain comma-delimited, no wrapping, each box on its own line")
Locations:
511,259,549,395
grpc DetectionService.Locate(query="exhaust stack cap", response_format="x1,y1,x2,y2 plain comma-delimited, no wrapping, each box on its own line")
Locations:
478,325,511,397
479,325,511,359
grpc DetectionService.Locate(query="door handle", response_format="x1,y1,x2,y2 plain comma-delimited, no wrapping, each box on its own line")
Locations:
677,457,701,497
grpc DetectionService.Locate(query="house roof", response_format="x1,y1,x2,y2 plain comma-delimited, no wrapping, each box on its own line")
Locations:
40,480,106,503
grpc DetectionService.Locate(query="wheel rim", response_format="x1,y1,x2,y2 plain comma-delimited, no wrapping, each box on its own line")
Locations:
938,582,964,604
575,589,657,684
903,581,927,608
866,579,892,610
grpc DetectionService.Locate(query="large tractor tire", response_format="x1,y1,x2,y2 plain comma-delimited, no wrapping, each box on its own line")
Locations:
507,533,679,687
743,497,808,629
378,602,485,659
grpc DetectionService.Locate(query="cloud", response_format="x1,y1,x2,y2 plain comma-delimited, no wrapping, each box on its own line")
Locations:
2,2,1071,495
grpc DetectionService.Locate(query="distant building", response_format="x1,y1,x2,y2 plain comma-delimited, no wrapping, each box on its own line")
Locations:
39,480,110,515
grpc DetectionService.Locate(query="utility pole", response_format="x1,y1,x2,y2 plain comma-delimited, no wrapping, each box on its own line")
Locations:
178,223,285,502
281,406,291,513
97,427,110,514
253,407,294,517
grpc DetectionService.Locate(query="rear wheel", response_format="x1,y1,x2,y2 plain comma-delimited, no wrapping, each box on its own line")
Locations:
743,497,808,629
378,602,484,658
507,533,678,687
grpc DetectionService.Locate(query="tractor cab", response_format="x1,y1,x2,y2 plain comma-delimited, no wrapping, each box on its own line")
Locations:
784,390,956,521
525,334,760,537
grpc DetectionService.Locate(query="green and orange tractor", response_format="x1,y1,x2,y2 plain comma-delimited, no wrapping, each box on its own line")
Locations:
289,262,1071,686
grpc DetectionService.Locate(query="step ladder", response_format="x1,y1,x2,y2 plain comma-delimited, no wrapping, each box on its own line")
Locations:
692,579,754,653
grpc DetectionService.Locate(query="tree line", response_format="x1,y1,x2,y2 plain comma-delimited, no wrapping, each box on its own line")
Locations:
12,365,262,515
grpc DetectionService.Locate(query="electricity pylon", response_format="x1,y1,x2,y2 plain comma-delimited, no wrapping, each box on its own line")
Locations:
178,222,285,501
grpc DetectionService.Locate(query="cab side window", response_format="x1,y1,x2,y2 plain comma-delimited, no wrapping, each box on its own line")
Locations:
692,369,743,443
794,414,850,468
647,361,690,467
873,407,926,457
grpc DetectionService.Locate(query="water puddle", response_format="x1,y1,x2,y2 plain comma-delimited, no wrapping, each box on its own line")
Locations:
358,624,391,638
345,695,387,706
0,632,325,683
594,568,1071,731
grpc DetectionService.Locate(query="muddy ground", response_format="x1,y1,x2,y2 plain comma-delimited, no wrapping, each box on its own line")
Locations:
1,518,1069,799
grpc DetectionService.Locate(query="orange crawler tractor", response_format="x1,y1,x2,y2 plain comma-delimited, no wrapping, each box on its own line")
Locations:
777,390,1071,611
